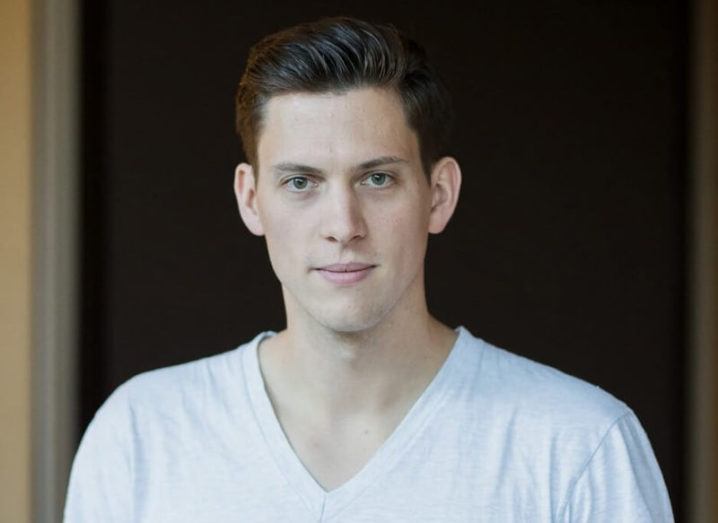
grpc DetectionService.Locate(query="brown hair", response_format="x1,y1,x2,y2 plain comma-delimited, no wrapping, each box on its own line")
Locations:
235,16,453,176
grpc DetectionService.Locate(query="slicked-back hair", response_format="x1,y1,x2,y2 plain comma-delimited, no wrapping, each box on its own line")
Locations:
235,16,453,177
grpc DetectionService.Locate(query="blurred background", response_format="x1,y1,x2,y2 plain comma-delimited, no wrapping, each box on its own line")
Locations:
2,0,716,521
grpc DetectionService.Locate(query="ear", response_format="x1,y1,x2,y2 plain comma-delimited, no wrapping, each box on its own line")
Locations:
428,156,462,234
233,162,264,236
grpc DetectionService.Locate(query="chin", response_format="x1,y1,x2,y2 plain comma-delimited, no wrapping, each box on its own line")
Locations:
313,302,390,334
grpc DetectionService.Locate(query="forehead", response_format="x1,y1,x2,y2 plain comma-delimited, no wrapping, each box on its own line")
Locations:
256,87,420,169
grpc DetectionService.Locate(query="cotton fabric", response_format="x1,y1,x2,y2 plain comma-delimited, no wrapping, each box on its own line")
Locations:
64,326,673,522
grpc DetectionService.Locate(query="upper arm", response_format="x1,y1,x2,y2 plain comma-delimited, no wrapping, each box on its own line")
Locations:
560,412,673,522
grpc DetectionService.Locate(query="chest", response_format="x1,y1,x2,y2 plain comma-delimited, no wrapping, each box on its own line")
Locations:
277,413,399,491
133,424,560,523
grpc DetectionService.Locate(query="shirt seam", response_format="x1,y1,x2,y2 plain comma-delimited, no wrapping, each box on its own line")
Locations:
326,327,485,520
327,386,457,521
240,335,321,519
555,409,633,521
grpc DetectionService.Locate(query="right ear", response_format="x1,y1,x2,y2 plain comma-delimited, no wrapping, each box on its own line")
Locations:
234,162,264,236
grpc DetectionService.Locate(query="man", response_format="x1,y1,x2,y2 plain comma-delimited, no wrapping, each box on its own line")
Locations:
65,16,673,521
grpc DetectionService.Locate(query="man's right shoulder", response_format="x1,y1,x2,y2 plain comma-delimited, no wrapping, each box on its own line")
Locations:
90,331,272,429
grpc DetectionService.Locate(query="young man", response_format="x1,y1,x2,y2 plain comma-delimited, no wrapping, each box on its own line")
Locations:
65,17,673,521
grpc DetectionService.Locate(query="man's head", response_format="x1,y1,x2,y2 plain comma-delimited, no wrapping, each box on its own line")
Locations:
235,16,453,176
233,18,461,334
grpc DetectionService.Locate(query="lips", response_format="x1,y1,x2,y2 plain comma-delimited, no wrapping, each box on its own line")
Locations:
318,262,374,272
315,262,376,284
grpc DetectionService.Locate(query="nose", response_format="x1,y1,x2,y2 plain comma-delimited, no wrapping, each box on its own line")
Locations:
320,183,367,245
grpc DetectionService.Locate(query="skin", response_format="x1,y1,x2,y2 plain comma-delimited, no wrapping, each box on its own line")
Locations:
234,86,462,490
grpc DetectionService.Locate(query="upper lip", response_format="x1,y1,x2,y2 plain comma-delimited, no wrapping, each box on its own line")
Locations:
317,262,375,272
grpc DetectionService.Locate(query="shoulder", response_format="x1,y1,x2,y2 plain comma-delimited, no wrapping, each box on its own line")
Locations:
457,327,630,425
92,331,272,431
64,331,273,521
449,328,672,519
451,327,633,464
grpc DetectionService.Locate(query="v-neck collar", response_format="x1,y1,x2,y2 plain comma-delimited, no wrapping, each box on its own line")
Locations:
240,326,471,520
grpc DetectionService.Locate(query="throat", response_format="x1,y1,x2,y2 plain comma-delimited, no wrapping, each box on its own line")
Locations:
255,321,458,490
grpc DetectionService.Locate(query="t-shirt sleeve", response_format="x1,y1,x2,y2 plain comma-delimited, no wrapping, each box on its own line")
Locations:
63,384,134,522
560,411,674,522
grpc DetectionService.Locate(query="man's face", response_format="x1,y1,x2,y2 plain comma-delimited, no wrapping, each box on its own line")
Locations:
249,87,435,333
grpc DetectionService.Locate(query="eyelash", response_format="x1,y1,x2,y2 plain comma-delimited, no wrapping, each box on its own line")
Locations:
362,172,393,187
284,176,317,192
282,172,394,192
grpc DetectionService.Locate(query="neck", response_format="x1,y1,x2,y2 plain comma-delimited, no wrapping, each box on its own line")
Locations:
258,285,457,422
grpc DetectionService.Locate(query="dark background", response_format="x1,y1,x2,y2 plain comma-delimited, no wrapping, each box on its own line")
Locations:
80,0,687,517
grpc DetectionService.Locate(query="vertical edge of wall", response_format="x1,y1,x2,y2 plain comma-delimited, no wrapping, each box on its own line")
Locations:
688,0,718,520
0,0,32,521
31,0,80,520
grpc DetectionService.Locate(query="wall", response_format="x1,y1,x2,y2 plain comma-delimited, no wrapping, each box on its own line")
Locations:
0,0,33,521
83,1,690,515
689,0,718,519
0,1,712,521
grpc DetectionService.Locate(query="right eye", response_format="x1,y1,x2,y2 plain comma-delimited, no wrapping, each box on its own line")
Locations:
285,176,314,192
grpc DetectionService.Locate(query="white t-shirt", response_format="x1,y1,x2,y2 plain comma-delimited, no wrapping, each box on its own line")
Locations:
64,326,673,522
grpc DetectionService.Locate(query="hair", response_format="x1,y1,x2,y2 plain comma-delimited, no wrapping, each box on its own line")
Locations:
235,16,453,177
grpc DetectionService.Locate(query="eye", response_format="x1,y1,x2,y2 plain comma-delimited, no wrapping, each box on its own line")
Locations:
363,172,393,187
284,176,315,192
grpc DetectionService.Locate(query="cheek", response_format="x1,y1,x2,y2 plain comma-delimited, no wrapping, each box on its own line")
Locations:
259,206,304,275
376,201,430,258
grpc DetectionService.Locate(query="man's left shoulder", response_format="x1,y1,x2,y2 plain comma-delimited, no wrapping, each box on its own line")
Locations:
439,329,673,520
458,328,632,432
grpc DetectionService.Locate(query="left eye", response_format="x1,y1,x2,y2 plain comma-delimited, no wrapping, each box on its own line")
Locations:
364,173,391,187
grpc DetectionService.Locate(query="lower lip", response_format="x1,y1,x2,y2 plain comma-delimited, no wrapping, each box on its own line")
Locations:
316,267,374,285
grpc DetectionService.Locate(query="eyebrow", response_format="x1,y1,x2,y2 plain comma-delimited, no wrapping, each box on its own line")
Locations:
270,155,409,177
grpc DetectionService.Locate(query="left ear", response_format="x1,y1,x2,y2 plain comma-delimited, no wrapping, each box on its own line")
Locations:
428,156,462,234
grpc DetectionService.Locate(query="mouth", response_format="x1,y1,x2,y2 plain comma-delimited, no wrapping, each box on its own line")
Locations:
314,262,376,285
